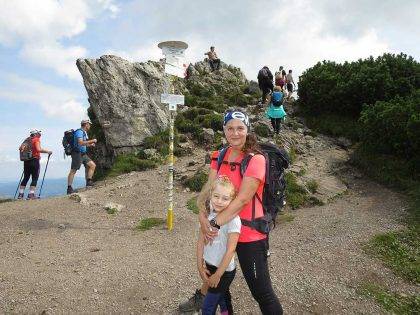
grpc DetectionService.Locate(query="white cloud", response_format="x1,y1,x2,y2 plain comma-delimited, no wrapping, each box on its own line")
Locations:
0,0,119,80
0,73,87,122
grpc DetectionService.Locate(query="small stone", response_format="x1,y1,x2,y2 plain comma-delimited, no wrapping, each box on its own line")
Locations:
94,288,98,293
58,224,66,229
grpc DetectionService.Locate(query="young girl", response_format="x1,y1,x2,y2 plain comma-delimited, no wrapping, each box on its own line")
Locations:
196,175,241,315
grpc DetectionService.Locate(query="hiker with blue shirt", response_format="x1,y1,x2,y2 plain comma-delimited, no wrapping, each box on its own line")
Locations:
67,120,97,194
266,86,287,134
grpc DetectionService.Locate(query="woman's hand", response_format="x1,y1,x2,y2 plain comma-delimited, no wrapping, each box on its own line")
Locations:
198,265,211,283
199,213,218,243
207,273,221,288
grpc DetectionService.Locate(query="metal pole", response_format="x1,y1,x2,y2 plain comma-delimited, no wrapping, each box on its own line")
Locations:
38,154,51,198
14,171,24,199
167,77,175,231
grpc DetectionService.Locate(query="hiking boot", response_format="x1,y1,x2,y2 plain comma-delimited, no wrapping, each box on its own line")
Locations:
27,193,38,200
178,289,204,313
17,193,24,200
86,179,94,187
67,186,74,195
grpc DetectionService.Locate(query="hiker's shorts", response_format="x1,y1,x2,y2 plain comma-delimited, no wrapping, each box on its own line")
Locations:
287,83,293,93
71,152,92,170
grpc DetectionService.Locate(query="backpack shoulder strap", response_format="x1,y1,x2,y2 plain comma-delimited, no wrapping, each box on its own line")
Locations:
210,146,230,173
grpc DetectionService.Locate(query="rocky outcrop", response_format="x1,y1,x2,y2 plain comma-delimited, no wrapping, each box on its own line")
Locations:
77,55,249,170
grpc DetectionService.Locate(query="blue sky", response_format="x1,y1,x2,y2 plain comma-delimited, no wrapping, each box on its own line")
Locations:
0,0,419,181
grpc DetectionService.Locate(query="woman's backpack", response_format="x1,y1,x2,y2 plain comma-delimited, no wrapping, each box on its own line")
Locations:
19,137,33,161
271,91,283,107
214,143,290,234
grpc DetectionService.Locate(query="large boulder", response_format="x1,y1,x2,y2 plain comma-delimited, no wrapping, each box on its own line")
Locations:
77,55,174,151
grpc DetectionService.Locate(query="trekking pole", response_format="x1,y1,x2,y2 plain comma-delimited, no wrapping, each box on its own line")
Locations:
13,171,24,199
38,154,51,198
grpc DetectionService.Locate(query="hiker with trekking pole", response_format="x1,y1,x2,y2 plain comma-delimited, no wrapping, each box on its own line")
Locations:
16,129,52,200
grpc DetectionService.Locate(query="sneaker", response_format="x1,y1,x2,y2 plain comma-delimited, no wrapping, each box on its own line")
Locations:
67,186,74,195
178,289,204,313
86,179,94,187
27,193,38,200
17,193,24,200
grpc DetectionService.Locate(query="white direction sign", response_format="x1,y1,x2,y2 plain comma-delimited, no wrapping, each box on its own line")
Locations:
161,93,185,111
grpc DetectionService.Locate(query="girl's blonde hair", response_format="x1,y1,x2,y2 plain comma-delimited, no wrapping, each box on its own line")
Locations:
210,175,237,199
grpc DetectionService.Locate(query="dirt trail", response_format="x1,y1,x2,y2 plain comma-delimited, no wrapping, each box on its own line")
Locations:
0,131,417,314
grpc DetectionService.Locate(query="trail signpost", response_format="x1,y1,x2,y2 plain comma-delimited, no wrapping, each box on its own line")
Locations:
158,41,188,231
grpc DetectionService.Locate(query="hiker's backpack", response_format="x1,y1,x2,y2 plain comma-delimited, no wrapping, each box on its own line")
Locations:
272,91,283,107
19,137,33,161
258,68,270,82
62,129,75,156
214,143,289,234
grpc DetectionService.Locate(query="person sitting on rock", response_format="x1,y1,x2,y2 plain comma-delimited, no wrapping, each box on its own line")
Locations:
67,120,97,194
204,46,221,71
266,86,287,134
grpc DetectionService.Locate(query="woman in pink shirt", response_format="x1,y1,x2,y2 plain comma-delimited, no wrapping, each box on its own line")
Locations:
180,109,283,314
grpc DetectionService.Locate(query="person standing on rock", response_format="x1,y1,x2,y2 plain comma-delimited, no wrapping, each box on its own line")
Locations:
275,66,286,92
286,69,295,99
18,129,52,200
179,109,283,314
67,120,97,195
205,46,221,71
257,66,274,104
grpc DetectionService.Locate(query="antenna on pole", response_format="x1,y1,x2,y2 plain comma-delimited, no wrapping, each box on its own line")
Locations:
158,41,188,231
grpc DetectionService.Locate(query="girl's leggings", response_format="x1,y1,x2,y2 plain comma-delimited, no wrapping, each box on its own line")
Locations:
201,263,236,315
21,158,40,187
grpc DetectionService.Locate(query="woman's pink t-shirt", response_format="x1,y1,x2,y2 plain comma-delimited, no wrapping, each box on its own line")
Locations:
210,148,266,243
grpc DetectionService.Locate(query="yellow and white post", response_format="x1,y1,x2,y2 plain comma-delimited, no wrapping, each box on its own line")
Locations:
158,41,188,231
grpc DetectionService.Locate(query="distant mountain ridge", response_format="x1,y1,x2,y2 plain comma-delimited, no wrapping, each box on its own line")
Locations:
0,177,86,199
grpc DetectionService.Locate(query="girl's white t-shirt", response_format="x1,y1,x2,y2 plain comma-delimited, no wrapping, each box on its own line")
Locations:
203,211,241,272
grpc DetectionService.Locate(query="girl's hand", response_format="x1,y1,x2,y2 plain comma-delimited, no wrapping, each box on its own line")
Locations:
198,265,211,282
207,273,221,288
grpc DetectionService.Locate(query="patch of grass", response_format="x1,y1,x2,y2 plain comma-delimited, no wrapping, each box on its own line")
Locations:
187,196,200,214
288,146,298,165
0,198,13,203
105,206,118,215
107,154,157,177
254,124,271,138
277,213,295,223
184,170,208,192
306,179,319,193
364,229,420,284
297,168,307,176
358,282,420,314
135,217,165,231
285,172,309,209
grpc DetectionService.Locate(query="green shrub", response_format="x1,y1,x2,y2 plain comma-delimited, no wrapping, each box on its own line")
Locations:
298,53,419,117
359,90,420,166
184,170,208,192
304,113,361,141
143,129,180,157
285,172,308,209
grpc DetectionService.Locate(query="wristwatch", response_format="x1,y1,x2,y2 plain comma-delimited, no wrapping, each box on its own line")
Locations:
209,218,220,230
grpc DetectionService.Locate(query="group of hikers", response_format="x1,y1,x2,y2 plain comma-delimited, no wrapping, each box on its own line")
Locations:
17,119,97,199
258,65,295,135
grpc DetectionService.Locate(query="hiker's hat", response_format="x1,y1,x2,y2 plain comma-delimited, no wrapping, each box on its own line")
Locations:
81,119,92,125
223,109,250,129
29,129,41,135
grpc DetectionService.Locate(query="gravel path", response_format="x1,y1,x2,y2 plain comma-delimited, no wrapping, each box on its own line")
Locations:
0,148,417,314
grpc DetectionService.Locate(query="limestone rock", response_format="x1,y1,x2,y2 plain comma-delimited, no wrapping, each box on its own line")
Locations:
202,128,215,144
